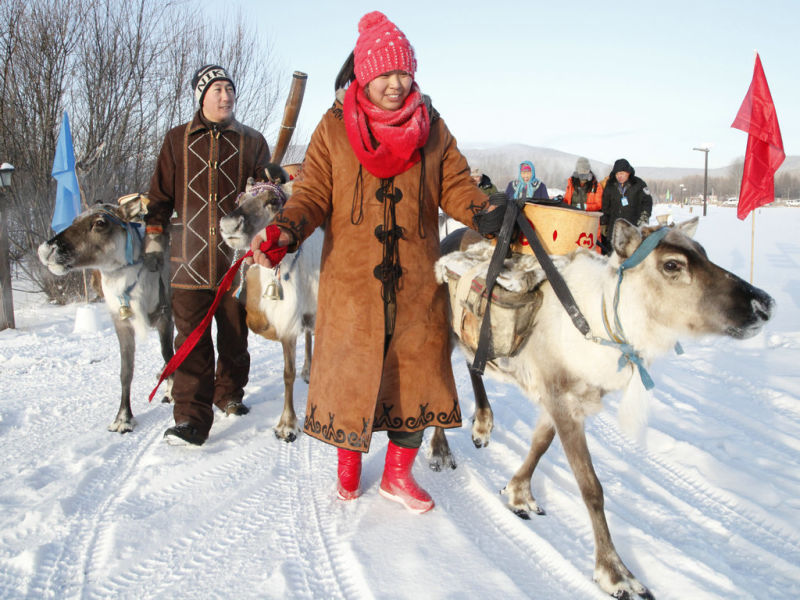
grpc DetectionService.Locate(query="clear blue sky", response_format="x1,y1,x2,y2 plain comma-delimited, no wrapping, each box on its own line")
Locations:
216,0,798,170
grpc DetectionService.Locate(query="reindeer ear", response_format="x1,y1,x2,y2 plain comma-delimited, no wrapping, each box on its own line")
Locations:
675,217,699,238
612,219,642,259
246,177,256,193
118,193,145,221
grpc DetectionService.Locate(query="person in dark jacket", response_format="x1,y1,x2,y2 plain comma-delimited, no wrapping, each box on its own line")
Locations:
471,167,498,196
144,65,273,446
505,160,549,201
599,158,652,255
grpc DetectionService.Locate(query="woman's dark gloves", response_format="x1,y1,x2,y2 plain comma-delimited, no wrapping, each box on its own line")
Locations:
473,192,508,237
264,163,289,184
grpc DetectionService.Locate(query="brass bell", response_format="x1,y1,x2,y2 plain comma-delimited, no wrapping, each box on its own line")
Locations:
119,304,133,320
264,280,282,300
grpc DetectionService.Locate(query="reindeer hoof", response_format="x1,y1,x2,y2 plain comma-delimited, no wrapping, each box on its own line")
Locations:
160,395,171,404
597,564,653,600
428,447,457,471
108,418,135,433
611,589,654,600
223,400,250,416
428,455,457,472
511,508,531,520
273,427,298,443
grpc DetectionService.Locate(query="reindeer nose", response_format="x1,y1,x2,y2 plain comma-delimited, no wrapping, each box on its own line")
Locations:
752,292,775,322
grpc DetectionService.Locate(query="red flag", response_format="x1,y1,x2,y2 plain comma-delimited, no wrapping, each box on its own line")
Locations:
731,53,784,220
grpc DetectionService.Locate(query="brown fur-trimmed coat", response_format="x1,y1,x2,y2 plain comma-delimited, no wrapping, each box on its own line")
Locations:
146,110,271,289
275,99,488,452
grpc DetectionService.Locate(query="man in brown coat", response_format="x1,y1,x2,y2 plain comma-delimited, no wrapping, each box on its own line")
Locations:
144,65,272,445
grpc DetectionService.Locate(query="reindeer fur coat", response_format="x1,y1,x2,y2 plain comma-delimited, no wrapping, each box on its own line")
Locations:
275,98,488,452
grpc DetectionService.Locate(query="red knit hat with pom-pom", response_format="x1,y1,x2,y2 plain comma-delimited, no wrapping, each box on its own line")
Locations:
353,11,417,86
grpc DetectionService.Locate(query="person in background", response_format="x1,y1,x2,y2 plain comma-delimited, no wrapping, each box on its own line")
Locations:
564,156,603,211
505,160,549,201
144,65,273,446
249,11,504,514
471,167,498,196
599,158,652,255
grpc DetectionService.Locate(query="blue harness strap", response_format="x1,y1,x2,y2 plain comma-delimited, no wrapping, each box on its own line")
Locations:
599,227,671,391
98,208,144,315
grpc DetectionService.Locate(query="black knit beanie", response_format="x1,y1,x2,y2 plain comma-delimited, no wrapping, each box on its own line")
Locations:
191,65,236,106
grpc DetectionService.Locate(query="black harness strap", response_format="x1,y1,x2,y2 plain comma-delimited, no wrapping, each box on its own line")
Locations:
470,198,524,375
514,211,591,337
470,201,591,375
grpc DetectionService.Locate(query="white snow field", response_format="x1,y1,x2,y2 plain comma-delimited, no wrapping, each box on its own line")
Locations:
1,204,799,599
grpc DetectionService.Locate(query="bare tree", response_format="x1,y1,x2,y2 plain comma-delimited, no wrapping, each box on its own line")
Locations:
0,0,283,303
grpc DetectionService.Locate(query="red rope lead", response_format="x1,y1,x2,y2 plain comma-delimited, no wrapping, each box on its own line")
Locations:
149,225,287,403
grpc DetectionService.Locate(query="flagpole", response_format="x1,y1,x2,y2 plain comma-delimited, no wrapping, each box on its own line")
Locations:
71,135,91,304
750,211,755,284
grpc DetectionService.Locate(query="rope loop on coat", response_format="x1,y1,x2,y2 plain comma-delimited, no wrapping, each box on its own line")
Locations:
351,164,364,225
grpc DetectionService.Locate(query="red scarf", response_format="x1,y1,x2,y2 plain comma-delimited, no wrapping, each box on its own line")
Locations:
343,81,430,179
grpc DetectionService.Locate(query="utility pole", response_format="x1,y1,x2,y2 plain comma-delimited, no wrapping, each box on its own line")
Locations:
0,163,16,330
693,147,710,216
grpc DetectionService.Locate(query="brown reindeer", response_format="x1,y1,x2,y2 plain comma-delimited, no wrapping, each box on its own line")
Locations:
220,179,321,442
432,218,774,599
37,197,174,432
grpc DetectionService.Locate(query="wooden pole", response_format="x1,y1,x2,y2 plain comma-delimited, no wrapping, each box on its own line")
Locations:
0,192,15,330
75,165,90,303
271,71,308,165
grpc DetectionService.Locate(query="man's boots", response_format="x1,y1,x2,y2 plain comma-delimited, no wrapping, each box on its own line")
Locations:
337,448,362,500
379,441,434,514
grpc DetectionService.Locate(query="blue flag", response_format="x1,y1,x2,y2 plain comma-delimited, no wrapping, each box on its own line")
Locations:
51,111,82,233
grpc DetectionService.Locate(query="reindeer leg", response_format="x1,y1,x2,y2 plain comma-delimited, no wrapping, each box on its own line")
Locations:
501,412,554,518
108,318,136,433
469,364,494,448
552,407,653,599
428,426,457,471
300,328,312,384
273,336,299,442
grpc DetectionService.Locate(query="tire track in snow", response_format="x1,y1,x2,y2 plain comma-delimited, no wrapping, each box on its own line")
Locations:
588,413,800,590
24,409,165,599
95,440,294,598
269,437,369,600
659,353,800,457
434,458,607,599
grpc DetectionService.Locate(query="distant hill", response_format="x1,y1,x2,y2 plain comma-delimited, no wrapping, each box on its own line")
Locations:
463,144,800,188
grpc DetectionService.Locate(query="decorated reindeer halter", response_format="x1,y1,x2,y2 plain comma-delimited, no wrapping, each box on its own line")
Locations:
595,226,682,390
231,181,289,299
97,208,144,320
234,181,287,208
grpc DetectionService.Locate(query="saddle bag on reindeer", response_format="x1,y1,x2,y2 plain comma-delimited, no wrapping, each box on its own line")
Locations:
436,201,600,367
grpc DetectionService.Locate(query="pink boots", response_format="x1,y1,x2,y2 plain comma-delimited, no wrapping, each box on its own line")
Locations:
378,441,434,514
337,442,434,514
337,448,362,500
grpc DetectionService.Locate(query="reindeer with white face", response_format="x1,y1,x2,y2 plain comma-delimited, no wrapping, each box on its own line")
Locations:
432,217,774,599
37,197,174,433
220,179,321,442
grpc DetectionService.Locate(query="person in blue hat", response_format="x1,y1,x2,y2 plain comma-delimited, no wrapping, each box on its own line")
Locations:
505,160,549,201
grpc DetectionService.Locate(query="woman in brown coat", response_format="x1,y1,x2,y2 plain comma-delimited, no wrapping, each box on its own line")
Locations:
251,11,502,513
